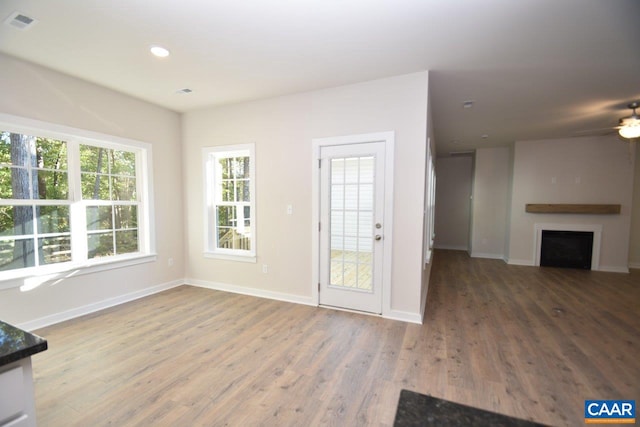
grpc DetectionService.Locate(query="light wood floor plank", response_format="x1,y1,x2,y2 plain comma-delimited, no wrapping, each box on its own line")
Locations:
31,250,640,426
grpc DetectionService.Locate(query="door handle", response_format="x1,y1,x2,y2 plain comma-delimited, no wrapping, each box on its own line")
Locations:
375,235,382,241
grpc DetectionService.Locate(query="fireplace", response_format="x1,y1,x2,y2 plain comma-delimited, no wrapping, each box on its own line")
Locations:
534,223,602,270
540,230,593,269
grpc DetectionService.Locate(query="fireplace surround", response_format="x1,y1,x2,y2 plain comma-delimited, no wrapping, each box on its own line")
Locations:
534,223,602,270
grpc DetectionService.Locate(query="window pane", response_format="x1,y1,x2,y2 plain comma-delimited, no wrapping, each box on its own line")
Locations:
219,158,231,179
344,184,358,210
217,206,236,227
220,180,234,202
359,184,373,211
217,227,232,248
88,232,114,259
0,206,34,236
80,145,109,173
0,133,36,167
0,132,10,164
235,157,250,179
115,230,138,254
36,138,68,170
236,180,250,202
111,150,136,176
34,170,69,200
331,159,344,184
0,166,36,199
81,172,110,200
38,206,70,234
114,205,137,229
39,236,71,265
359,157,374,183
243,206,251,226
344,158,359,183
0,238,35,271
111,176,136,201
87,206,113,230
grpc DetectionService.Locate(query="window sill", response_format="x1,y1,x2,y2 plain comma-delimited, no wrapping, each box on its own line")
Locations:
204,252,256,263
0,253,157,291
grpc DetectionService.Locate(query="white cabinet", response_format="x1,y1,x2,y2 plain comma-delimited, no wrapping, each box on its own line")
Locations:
0,359,36,427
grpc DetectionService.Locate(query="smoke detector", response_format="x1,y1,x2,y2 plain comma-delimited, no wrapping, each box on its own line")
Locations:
4,12,38,31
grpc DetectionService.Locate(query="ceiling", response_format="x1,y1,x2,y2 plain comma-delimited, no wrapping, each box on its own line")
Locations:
1,0,639,156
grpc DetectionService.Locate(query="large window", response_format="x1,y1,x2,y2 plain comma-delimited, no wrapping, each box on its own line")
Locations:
0,116,153,281
203,144,256,261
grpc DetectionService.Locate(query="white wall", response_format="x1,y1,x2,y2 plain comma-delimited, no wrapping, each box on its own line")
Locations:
0,53,184,327
182,72,429,319
507,136,635,271
434,156,473,251
471,147,510,259
629,144,640,268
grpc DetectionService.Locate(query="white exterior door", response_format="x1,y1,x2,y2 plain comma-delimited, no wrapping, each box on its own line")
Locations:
318,141,386,314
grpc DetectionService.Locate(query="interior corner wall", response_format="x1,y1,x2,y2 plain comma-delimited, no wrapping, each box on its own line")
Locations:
471,146,510,260
0,53,184,327
182,71,429,318
507,136,634,271
504,144,514,261
434,156,473,251
629,144,640,268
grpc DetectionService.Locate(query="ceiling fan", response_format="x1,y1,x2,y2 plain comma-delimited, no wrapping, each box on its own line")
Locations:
618,102,640,139
574,101,640,141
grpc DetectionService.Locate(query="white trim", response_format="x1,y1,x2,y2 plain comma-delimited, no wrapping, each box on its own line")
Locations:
202,143,256,259
471,252,506,260
629,262,640,269
0,113,156,281
311,131,395,317
17,278,182,331
534,223,602,270
507,258,535,266
599,265,630,273
0,254,157,290
187,278,315,306
433,244,468,251
384,309,422,324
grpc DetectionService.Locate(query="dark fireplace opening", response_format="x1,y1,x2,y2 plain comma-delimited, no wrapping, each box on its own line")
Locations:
540,230,594,270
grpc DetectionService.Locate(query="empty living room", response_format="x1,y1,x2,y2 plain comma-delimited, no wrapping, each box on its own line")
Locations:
0,1,639,426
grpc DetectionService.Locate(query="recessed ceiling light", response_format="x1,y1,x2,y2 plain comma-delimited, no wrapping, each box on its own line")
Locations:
481,134,489,139
463,100,474,109
150,45,170,58
176,88,193,94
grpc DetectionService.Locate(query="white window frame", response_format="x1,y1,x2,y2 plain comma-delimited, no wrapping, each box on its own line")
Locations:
0,113,156,289
203,143,256,262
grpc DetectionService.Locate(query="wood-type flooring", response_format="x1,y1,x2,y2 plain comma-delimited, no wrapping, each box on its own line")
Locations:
32,250,640,426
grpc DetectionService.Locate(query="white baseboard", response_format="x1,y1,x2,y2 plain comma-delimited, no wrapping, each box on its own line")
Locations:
628,262,640,270
598,265,630,273
471,252,506,261
384,309,423,324
18,279,184,331
186,278,316,307
433,244,468,251
507,258,535,266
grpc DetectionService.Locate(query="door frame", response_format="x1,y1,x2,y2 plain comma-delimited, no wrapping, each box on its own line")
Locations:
311,131,394,316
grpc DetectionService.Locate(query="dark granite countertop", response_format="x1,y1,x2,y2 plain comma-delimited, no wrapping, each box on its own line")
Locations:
394,389,547,427
0,320,48,367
